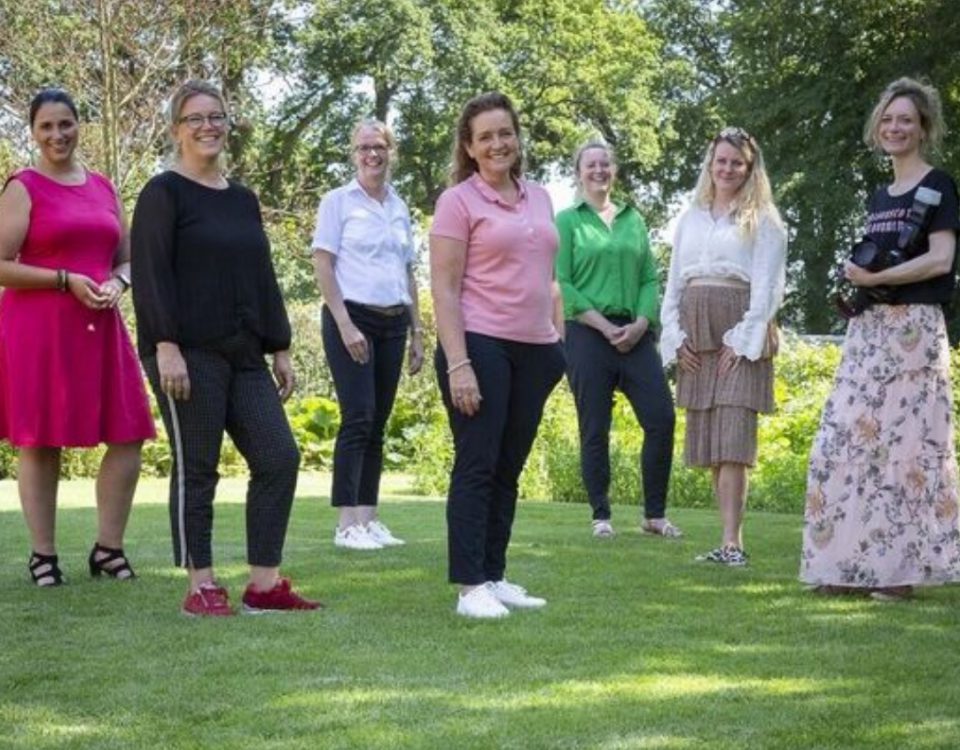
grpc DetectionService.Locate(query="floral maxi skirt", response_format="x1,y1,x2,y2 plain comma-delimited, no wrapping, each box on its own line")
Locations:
800,304,960,588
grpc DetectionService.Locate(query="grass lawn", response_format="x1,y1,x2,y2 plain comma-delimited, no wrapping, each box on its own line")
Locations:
1,473,959,750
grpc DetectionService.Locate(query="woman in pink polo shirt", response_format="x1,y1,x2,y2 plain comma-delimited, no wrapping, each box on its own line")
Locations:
430,91,565,619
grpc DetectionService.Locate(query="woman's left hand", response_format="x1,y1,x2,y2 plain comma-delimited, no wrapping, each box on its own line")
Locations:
98,277,125,308
408,330,424,375
718,345,742,376
273,350,296,402
609,318,648,353
844,260,879,287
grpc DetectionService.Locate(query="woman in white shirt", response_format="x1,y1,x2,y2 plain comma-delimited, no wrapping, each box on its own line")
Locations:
312,119,424,550
660,127,787,566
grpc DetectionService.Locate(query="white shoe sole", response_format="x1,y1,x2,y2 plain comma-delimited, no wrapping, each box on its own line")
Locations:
456,606,510,619
496,598,546,609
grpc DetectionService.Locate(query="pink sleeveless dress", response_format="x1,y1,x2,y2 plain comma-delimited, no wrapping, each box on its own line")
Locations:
0,168,155,447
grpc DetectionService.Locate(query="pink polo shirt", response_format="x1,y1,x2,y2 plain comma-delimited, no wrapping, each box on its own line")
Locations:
430,173,559,344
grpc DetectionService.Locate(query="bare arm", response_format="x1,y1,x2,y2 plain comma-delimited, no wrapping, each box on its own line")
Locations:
430,234,479,416
576,309,619,340
406,265,424,374
551,281,566,340
0,179,108,309
312,249,369,364
100,192,131,307
0,180,52,288
847,229,956,287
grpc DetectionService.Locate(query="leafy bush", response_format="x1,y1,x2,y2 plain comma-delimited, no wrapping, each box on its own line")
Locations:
408,332,851,515
10,312,957,520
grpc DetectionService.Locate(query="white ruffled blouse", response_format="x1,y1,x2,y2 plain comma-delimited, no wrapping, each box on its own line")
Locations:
659,205,787,365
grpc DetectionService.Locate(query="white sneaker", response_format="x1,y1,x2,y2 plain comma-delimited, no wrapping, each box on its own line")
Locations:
365,520,405,547
487,579,547,609
333,524,382,550
456,585,510,619
592,519,615,538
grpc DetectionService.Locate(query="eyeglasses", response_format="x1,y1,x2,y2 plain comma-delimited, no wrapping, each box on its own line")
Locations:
355,144,389,154
178,112,228,130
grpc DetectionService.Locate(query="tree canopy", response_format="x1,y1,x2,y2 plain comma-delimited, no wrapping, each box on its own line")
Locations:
1,0,958,332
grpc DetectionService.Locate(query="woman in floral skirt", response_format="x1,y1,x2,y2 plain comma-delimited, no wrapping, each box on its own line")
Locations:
800,77,960,600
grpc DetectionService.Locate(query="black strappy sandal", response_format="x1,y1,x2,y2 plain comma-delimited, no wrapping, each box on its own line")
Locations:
29,552,64,587
88,543,136,580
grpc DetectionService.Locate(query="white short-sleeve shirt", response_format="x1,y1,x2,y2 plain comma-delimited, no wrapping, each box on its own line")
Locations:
311,179,415,306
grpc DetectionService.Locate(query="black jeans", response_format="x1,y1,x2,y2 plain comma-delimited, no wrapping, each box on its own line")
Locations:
322,302,409,507
436,332,565,585
564,320,675,521
144,345,300,569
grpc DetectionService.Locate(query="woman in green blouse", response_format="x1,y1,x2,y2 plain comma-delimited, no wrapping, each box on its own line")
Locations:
555,141,679,538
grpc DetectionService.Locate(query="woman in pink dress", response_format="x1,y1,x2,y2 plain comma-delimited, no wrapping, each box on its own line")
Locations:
0,89,155,586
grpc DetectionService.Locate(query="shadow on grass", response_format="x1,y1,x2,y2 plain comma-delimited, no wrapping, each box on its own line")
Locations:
1,499,959,749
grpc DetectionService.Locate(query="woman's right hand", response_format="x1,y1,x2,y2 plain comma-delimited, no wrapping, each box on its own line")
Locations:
339,319,369,364
67,272,109,309
157,342,191,401
677,339,701,373
449,364,482,416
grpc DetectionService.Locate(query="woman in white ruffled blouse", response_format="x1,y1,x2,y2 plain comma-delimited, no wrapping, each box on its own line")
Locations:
660,127,787,566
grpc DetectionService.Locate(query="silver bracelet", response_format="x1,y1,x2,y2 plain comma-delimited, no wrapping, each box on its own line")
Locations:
446,358,472,374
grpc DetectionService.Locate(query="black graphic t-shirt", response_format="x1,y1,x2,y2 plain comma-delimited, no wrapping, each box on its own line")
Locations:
863,168,960,305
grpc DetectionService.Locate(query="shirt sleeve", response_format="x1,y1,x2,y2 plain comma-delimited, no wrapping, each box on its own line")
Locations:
928,171,960,234
722,214,787,360
311,189,342,255
130,178,180,346
658,212,688,366
430,188,470,243
554,210,595,319
632,216,661,327
252,190,292,353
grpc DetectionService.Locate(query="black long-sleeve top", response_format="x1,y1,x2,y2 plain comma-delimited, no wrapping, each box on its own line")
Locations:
130,171,291,358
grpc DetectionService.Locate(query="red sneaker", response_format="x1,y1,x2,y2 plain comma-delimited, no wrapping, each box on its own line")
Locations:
242,577,322,614
182,582,234,617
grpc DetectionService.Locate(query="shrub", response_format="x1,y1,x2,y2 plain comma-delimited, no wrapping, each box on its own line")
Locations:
408,332,850,514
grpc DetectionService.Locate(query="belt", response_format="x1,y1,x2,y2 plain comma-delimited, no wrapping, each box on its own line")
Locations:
687,276,749,289
351,302,408,317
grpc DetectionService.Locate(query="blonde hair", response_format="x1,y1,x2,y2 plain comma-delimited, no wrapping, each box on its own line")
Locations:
572,139,616,199
351,118,396,150
351,118,397,173
692,127,782,238
167,80,229,162
449,91,524,185
863,77,945,156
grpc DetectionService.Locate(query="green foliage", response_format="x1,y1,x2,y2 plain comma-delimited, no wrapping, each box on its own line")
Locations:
286,395,339,469
409,336,851,515
643,0,960,334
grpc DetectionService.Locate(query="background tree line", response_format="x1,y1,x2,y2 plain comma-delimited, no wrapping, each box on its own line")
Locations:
1,0,959,335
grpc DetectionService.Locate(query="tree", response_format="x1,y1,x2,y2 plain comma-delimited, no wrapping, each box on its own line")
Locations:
643,0,960,333
0,0,279,198
255,0,667,218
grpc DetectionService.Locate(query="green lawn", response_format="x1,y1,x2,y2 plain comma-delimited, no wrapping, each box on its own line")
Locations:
1,474,958,750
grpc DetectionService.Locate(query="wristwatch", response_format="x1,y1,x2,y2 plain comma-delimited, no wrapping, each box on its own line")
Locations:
114,272,131,291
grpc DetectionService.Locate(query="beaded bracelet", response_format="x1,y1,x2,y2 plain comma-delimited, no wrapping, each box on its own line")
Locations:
446,358,472,375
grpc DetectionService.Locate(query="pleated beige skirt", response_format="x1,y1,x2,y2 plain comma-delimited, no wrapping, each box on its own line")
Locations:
676,282,774,467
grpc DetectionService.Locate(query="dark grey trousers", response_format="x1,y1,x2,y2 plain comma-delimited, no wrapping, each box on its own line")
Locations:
144,348,300,569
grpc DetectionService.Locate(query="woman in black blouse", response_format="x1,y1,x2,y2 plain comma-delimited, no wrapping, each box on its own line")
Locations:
132,80,319,616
